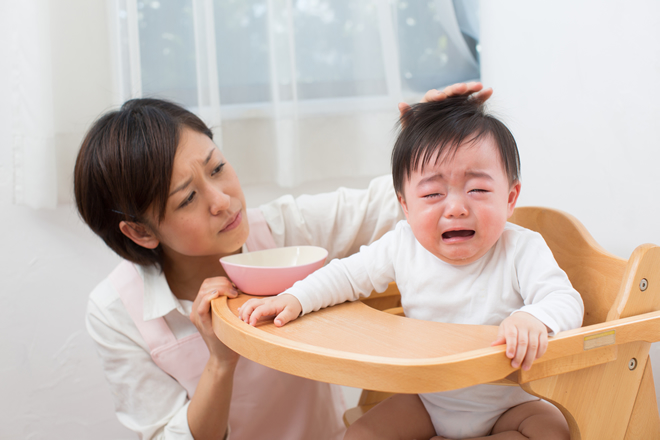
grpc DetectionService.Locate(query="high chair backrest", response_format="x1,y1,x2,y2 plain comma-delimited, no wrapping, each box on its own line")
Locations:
509,207,627,326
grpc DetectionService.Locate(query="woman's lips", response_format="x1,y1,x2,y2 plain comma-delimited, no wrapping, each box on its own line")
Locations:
220,211,242,233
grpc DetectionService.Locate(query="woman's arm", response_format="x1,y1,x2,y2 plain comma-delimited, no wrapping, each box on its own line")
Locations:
87,293,195,439
86,276,239,440
261,175,404,261
187,278,240,440
186,358,235,440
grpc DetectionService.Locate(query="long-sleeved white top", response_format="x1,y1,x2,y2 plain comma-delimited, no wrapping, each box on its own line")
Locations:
85,175,404,440
288,221,584,335
285,220,585,437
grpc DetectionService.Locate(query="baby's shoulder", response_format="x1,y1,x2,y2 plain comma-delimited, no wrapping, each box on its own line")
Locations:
500,222,548,252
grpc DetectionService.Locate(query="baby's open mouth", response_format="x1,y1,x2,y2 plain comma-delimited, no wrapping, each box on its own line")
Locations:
442,230,475,240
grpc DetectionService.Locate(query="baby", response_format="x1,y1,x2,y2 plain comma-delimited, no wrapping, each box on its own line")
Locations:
239,95,584,440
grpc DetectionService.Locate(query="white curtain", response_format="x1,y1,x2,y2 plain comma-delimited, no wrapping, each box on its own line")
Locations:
5,0,479,208
112,0,480,188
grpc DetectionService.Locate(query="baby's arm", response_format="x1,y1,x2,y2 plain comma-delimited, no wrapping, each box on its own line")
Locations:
238,256,364,328
491,312,550,371
241,227,400,327
495,229,585,371
239,294,302,327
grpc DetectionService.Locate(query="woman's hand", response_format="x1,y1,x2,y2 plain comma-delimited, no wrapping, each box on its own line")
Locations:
190,277,240,367
490,312,549,371
398,81,493,117
238,294,303,327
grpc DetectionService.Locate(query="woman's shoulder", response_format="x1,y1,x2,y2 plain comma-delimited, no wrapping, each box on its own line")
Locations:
86,262,145,346
88,261,144,309
88,270,123,313
258,174,396,217
256,175,403,257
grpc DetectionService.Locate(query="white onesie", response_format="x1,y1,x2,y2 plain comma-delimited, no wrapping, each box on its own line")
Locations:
286,221,584,438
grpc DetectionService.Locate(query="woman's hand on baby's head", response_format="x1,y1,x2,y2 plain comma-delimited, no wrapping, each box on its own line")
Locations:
398,82,493,117
238,294,303,327
490,312,549,372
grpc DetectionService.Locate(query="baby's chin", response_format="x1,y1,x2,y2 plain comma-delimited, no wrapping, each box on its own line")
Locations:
432,246,491,266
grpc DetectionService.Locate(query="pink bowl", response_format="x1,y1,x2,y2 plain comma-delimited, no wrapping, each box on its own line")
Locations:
220,246,328,296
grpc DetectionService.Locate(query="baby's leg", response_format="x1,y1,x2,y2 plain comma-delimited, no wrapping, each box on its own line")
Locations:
487,400,569,440
345,393,437,440
434,400,568,440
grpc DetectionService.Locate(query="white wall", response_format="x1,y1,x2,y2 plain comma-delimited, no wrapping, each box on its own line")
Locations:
2,1,660,439
0,2,135,438
480,0,660,410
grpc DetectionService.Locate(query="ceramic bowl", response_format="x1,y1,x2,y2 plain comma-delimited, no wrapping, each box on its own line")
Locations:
220,246,328,296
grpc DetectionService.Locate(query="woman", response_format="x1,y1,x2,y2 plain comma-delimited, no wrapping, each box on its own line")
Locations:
76,83,491,440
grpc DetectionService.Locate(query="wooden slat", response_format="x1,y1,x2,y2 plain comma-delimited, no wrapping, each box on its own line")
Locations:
522,341,651,440
608,244,660,320
624,357,660,440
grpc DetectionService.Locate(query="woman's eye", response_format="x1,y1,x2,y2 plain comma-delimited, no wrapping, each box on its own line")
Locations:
180,191,196,208
211,162,226,176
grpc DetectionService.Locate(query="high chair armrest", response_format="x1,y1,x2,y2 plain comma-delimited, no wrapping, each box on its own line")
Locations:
513,310,660,383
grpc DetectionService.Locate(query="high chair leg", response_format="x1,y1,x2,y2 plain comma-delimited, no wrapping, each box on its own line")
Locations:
624,356,660,440
521,341,653,440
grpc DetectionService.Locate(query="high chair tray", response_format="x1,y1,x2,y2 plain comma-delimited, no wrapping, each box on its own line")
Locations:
211,292,660,394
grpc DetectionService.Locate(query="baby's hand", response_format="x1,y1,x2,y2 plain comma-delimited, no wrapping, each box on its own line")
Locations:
238,294,303,327
491,312,549,371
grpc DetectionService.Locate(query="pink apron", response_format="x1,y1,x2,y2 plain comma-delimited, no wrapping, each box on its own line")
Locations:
109,208,346,440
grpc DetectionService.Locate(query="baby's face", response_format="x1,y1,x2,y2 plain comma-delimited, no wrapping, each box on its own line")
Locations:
398,136,520,265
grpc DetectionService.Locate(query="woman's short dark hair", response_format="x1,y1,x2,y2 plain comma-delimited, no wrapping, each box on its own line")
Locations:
74,98,213,268
391,95,520,196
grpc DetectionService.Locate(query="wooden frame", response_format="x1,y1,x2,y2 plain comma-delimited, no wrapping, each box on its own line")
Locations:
212,207,660,439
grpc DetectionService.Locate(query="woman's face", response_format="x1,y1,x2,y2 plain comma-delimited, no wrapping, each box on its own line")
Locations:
150,127,249,261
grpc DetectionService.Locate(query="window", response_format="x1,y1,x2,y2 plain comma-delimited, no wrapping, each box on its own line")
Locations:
111,0,480,187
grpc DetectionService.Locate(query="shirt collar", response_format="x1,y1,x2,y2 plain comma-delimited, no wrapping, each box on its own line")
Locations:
137,264,188,321
137,247,249,321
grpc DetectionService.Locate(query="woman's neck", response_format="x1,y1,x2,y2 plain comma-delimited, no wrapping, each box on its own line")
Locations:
162,251,237,301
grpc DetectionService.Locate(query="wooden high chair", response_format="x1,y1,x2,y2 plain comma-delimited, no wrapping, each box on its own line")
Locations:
212,207,660,440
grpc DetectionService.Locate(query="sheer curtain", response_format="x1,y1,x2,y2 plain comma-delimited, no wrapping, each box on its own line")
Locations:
111,0,480,188
6,0,479,208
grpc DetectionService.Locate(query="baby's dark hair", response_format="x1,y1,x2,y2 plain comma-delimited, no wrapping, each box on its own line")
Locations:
391,95,520,196
74,98,213,268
